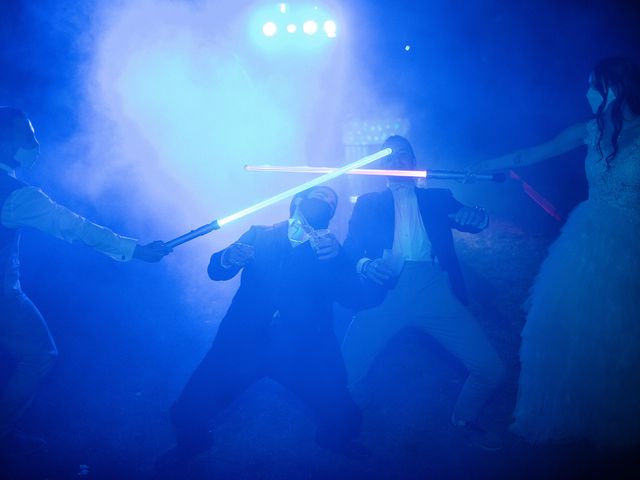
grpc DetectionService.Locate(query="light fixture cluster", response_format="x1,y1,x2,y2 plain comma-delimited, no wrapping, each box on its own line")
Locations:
261,3,337,38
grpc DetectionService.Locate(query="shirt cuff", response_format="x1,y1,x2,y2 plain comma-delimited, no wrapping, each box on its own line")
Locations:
112,237,138,262
356,257,372,275
220,249,233,269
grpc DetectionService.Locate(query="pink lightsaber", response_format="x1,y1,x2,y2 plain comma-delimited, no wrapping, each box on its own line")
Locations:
509,170,562,221
244,165,506,182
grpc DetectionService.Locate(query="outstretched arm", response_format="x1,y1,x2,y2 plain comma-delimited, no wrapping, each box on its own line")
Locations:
1,185,170,262
476,121,588,171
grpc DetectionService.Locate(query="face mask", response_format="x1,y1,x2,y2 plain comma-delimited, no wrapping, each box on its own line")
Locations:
13,146,39,169
587,86,616,115
298,197,333,230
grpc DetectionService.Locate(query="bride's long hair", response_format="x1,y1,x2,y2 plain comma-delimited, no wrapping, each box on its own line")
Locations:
591,57,640,167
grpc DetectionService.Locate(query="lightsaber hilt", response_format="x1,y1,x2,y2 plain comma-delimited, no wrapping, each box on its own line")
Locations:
429,171,506,182
166,220,220,248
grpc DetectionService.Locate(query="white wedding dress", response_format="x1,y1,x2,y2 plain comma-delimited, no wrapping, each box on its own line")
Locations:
512,119,640,449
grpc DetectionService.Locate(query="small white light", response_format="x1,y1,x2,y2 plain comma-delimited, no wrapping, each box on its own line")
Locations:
279,3,287,14
405,45,411,51
323,20,337,38
302,20,318,35
262,21,277,37
286,23,297,33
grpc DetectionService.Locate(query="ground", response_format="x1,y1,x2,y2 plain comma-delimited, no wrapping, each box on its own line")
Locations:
2,217,639,480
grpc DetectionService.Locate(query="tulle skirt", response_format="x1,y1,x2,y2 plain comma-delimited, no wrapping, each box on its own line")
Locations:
512,199,640,449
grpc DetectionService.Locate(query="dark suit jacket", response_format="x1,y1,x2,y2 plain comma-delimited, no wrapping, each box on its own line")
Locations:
208,221,367,344
343,187,487,305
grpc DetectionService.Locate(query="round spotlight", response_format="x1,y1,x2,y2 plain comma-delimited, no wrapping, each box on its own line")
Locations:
323,20,337,38
302,20,318,35
286,23,297,33
262,21,277,37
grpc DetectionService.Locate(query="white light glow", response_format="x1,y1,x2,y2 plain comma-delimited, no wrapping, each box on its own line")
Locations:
286,23,297,33
323,20,337,38
262,21,277,37
302,20,318,35
279,3,287,14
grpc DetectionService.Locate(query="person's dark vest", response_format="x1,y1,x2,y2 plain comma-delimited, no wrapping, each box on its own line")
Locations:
0,172,26,295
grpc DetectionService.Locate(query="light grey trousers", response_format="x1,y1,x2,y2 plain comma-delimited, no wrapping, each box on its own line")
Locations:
0,292,58,437
341,261,505,423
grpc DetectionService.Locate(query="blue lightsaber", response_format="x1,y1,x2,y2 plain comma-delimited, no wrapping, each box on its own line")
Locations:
165,147,393,248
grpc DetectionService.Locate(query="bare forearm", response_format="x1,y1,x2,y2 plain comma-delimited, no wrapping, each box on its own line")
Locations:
479,122,587,171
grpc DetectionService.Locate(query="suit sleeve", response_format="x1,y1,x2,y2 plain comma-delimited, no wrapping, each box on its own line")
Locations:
342,195,371,266
207,226,260,281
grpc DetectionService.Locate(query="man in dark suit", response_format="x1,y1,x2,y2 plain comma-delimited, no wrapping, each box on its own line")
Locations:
341,135,505,450
164,186,366,465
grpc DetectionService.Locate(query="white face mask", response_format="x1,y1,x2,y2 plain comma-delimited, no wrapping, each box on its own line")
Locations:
586,86,617,114
13,145,40,169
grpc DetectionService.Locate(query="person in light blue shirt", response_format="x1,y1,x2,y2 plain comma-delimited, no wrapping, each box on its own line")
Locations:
0,106,171,456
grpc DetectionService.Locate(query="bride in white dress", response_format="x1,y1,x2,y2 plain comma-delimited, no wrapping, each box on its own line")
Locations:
478,57,640,449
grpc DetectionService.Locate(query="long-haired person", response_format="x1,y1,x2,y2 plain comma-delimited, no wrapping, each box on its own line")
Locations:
478,57,640,448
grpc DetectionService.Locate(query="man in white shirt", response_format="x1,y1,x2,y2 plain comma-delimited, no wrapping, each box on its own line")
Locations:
341,135,505,450
0,106,171,456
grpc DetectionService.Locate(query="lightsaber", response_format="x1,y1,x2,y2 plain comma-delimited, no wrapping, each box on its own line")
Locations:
509,170,562,221
165,148,393,248
244,165,506,182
